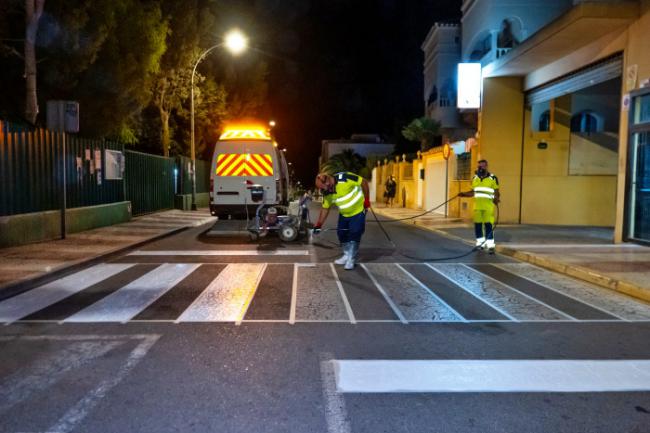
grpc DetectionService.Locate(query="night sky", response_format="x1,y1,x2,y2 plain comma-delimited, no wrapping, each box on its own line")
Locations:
222,0,461,183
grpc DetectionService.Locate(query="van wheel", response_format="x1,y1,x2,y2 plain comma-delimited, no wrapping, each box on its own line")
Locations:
279,224,298,242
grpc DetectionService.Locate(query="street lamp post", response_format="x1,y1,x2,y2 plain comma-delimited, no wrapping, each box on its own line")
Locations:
190,29,247,211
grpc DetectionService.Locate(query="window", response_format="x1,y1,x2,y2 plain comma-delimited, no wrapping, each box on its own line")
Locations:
456,153,472,180
538,110,551,132
571,111,600,133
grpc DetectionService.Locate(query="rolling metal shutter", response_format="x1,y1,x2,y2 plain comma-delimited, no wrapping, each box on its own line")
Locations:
526,54,623,106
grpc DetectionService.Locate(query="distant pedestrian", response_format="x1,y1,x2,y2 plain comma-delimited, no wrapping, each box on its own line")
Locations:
313,172,370,270
384,176,397,207
459,160,500,253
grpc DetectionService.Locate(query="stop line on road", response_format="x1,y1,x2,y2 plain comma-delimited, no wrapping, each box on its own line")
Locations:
2,261,650,324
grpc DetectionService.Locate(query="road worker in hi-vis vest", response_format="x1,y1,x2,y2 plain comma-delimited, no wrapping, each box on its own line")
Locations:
313,172,371,270
459,159,500,253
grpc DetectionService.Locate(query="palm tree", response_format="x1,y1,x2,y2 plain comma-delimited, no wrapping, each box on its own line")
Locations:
320,149,367,177
402,117,441,151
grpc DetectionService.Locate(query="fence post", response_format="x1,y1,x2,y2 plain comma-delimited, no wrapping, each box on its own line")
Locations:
60,131,67,239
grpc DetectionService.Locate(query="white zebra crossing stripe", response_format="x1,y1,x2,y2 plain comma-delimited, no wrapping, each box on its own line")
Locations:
177,264,267,322
0,264,134,323
65,264,200,323
128,250,309,256
333,359,650,393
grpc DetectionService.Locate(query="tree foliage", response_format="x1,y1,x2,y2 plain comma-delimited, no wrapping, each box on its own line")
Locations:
401,116,441,151
320,149,367,178
0,0,270,157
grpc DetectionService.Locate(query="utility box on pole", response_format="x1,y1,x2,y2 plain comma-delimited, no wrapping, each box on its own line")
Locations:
46,100,79,133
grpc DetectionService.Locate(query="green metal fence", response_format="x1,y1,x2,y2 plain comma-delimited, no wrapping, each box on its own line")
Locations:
124,150,175,215
1,120,211,218
0,121,124,216
176,155,211,195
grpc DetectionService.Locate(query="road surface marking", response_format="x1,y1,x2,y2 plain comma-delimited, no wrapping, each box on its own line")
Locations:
0,264,134,323
0,340,121,414
236,263,268,325
46,335,160,433
330,264,356,324
289,264,298,324
462,264,577,321
360,264,408,324
333,359,650,393
395,264,466,322
65,264,199,322
494,263,644,321
426,264,518,322
128,250,310,256
177,264,266,322
320,353,352,433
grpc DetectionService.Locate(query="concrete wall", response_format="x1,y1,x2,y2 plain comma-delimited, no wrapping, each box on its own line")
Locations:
0,201,131,247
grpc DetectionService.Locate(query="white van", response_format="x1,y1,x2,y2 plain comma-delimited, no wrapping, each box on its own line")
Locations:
209,124,290,218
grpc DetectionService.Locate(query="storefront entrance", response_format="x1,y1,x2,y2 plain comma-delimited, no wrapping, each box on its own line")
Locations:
626,90,650,244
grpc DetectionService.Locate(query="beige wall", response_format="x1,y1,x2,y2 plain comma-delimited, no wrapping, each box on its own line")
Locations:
478,77,525,223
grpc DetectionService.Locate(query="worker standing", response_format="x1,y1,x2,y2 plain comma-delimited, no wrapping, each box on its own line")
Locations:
459,159,500,253
313,172,370,270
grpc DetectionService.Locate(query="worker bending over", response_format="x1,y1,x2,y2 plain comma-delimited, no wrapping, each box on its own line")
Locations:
313,172,370,269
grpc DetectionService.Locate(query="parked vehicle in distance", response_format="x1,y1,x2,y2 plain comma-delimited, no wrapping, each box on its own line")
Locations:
209,121,290,218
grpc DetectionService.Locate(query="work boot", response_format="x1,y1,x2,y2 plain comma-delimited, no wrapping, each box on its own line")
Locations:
345,241,359,270
334,242,350,265
475,237,486,249
486,238,496,254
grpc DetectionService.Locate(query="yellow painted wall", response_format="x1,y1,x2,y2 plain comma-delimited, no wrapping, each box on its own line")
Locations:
520,96,617,226
478,77,525,223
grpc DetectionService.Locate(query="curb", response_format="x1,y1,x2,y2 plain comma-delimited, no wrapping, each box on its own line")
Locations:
0,226,189,302
372,208,650,304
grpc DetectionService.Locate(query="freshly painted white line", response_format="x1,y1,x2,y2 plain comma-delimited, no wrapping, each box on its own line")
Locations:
236,263,268,325
330,264,356,324
360,264,408,324
492,263,627,321
0,264,134,323
334,359,650,393
128,250,309,256
461,264,578,321
46,335,160,433
320,353,352,433
177,264,266,322
426,263,518,322
65,263,199,323
0,341,122,413
290,264,298,324
395,264,466,322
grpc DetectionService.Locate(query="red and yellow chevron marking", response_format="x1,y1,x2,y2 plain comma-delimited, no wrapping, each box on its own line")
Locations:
216,153,274,176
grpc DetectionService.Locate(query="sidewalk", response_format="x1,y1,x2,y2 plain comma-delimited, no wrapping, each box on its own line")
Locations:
0,209,216,297
372,204,650,303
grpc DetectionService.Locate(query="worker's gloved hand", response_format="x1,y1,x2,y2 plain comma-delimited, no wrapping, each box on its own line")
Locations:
312,223,322,234
363,198,371,209
493,198,500,205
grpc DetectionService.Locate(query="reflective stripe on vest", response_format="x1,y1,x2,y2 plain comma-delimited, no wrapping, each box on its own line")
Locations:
337,187,364,210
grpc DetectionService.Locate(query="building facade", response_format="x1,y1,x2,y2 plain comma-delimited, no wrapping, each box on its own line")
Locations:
391,0,650,245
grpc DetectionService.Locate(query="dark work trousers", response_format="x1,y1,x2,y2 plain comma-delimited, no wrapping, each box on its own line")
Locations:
337,211,366,244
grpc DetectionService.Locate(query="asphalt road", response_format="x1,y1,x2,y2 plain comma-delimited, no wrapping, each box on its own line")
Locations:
2,207,650,433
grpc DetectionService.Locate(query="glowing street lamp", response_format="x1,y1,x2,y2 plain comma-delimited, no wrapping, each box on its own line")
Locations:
190,29,248,210
269,120,276,127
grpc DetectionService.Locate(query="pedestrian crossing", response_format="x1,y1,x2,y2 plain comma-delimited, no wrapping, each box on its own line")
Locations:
2,262,650,324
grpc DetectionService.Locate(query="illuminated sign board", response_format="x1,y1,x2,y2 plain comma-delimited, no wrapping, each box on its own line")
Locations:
457,63,482,109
